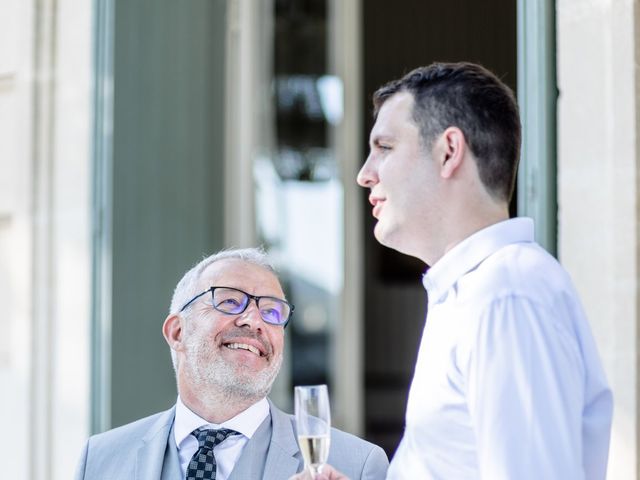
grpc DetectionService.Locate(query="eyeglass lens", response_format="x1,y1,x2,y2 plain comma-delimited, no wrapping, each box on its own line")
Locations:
212,287,289,325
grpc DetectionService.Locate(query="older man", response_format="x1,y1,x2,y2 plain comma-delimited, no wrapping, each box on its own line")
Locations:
295,62,613,480
75,248,388,480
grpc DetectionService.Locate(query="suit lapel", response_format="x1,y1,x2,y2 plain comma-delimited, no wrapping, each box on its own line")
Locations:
228,399,303,480
135,407,176,480
262,400,304,479
160,420,183,480
228,415,271,479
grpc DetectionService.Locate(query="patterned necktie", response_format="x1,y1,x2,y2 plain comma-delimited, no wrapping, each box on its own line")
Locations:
185,427,239,480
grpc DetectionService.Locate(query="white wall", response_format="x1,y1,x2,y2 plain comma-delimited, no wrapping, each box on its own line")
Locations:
0,1,92,478
0,1,34,476
557,1,637,478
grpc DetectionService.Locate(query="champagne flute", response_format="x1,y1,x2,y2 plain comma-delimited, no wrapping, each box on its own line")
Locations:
295,384,331,476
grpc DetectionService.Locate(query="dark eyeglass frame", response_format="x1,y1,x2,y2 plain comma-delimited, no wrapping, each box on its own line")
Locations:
179,286,294,327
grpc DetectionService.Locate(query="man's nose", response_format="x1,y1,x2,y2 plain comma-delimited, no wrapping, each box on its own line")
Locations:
356,155,377,187
234,300,263,330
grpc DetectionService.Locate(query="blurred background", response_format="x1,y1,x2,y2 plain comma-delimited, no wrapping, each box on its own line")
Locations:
0,0,635,478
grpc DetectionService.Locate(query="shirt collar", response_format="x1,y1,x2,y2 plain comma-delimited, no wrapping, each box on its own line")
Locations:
174,395,270,448
422,217,535,303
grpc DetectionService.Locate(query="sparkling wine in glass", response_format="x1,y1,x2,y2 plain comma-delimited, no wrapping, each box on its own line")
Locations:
295,384,331,476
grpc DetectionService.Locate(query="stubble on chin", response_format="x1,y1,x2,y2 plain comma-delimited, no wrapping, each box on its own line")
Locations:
183,333,283,404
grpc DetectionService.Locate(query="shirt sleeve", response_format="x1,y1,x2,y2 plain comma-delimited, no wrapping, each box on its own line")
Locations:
464,294,586,480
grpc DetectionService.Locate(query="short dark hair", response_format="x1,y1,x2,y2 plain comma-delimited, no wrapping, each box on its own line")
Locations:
373,62,521,202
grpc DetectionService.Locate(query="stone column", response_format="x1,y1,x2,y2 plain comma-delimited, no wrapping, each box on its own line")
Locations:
557,1,638,478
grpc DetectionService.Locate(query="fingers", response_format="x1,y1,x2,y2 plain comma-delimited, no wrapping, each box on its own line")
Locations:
318,464,350,480
288,465,350,480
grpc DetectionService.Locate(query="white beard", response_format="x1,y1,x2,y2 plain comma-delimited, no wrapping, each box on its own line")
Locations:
181,324,283,403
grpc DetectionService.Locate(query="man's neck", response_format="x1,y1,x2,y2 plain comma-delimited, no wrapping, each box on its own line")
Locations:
179,387,264,424
426,206,510,267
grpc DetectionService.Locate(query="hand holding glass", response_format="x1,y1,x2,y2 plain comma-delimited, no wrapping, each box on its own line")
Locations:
295,385,331,476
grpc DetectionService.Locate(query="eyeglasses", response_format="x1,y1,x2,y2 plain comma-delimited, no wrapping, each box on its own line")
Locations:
179,286,294,327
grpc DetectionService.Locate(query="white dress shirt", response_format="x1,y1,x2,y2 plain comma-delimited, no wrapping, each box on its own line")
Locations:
387,218,613,480
174,396,269,480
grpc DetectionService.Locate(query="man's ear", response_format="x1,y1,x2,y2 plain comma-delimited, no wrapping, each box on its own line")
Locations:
162,314,184,353
437,127,467,179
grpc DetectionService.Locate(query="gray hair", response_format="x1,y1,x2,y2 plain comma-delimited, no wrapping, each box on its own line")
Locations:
169,247,277,316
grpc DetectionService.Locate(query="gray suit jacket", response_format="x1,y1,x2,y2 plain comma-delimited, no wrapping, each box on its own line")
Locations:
75,400,388,479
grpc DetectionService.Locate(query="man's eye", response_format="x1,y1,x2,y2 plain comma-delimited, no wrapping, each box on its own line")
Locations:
220,298,241,306
261,308,282,322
